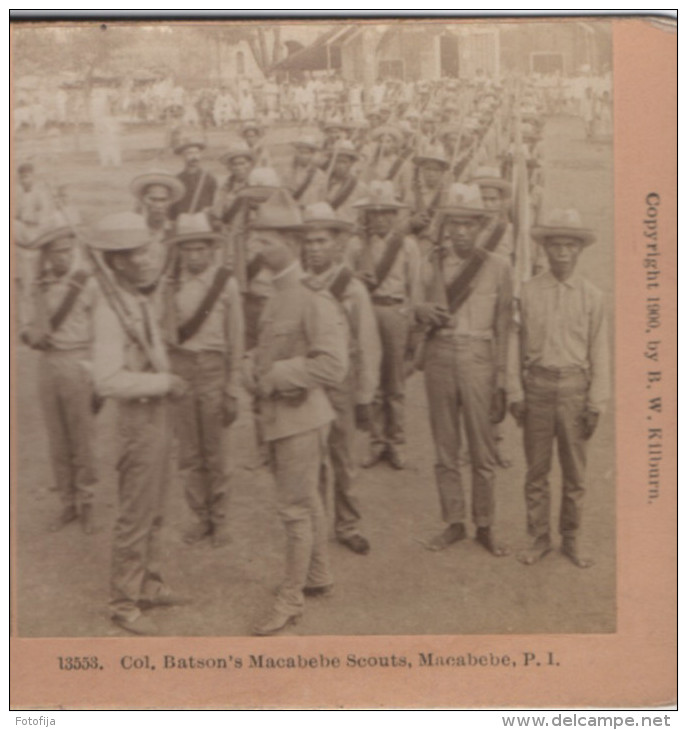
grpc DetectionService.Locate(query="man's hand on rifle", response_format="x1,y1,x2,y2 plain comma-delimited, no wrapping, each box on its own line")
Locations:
415,303,450,328
222,394,239,427
168,374,190,400
509,400,526,428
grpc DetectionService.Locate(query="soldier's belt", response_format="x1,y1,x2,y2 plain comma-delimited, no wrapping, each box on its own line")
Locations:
528,364,587,377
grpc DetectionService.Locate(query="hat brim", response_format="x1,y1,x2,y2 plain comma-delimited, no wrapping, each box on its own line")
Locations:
130,174,185,204
413,156,449,169
174,141,206,155
531,226,596,246
437,205,491,219
168,231,226,247
220,151,256,165
472,177,513,195
353,201,408,211
20,225,83,250
237,185,281,203
299,219,353,233
88,232,152,252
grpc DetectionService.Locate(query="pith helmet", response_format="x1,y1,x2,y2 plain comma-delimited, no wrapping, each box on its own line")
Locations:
249,189,303,231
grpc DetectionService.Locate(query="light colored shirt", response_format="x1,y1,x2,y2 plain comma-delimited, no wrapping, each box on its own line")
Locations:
92,284,172,400
422,247,513,384
253,264,348,441
306,263,382,404
20,260,98,351
172,264,244,398
348,232,423,307
512,270,610,411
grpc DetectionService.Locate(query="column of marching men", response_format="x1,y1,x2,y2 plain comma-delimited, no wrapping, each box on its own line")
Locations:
15,76,609,636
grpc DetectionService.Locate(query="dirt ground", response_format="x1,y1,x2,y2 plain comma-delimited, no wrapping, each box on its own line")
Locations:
13,114,615,637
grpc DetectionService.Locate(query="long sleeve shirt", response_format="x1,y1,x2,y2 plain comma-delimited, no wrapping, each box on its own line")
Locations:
510,270,610,411
305,263,382,405
20,262,99,351
253,263,349,441
172,265,244,398
348,232,423,308
92,284,173,400
422,247,513,385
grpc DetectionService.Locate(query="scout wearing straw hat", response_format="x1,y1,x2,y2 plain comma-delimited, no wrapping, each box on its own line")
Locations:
89,211,191,636
18,211,99,536
286,135,328,207
301,202,382,556
415,183,513,557
164,212,244,549
244,190,349,636
470,164,515,262
170,135,217,220
348,180,421,471
405,144,451,238
324,140,368,225
510,208,608,570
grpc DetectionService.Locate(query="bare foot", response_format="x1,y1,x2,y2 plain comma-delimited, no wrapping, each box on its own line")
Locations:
517,536,552,565
423,523,466,552
561,539,594,569
476,527,511,557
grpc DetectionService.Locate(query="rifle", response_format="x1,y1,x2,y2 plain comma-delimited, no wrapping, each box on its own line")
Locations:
42,178,164,372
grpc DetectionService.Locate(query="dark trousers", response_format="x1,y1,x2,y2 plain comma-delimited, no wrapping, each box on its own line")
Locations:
110,398,171,621
424,336,497,527
522,367,589,538
38,349,97,507
171,350,230,527
369,303,410,448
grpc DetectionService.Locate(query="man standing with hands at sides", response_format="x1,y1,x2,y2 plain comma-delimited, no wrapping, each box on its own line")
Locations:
415,184,512,556
168,136,218,220
243,190,348,636
349,180,422,470
301,202,382,556
165,213,244,548
510,210,609,569
90,212,191,636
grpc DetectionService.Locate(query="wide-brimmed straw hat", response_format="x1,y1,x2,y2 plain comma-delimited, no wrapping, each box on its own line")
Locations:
531,209,596,246
413,144,450,169
436,183,490,219
370,125,404,143
330,139,360,162
219,141,255,166
248,189,303,231
292,134,321,150
130,170,185,203
352,180,408,211
167,212,225,246
89,212,151,251
17,210,85,250
173,136,206,155
300,202,354,232
469,165,513,197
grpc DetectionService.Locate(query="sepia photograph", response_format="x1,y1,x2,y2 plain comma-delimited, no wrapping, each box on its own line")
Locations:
10,17,618,643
